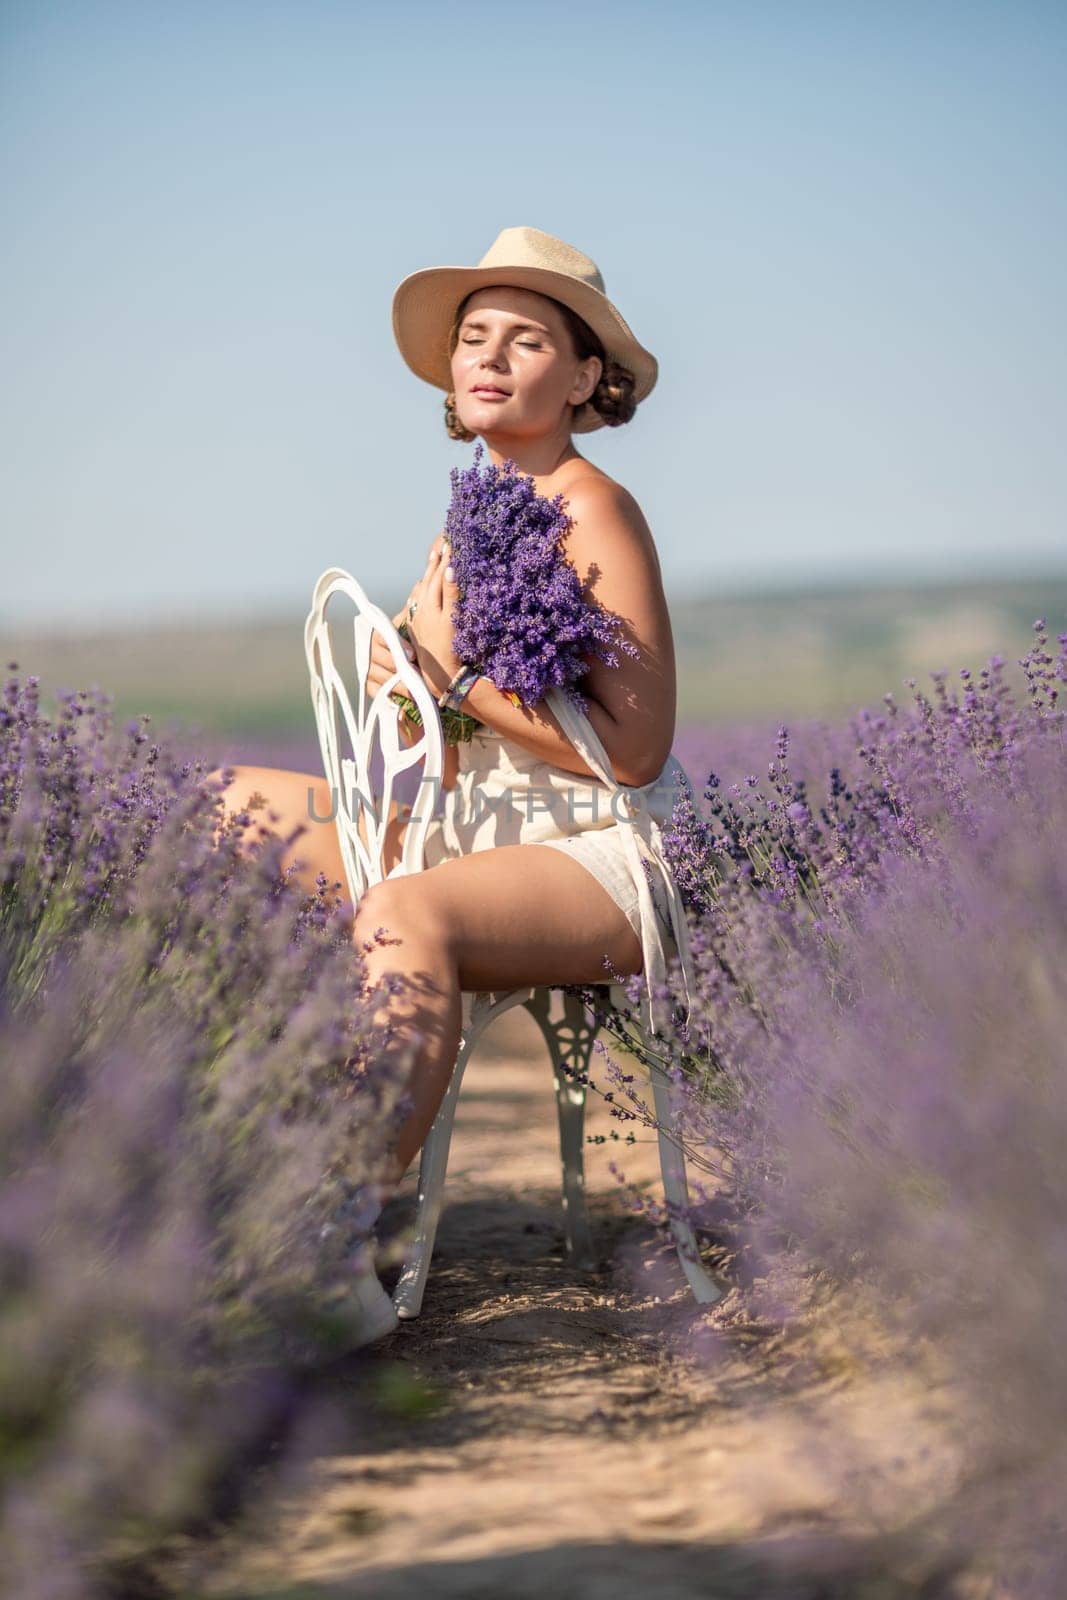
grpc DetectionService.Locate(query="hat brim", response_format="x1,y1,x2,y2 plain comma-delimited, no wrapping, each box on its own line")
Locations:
391,264,658,436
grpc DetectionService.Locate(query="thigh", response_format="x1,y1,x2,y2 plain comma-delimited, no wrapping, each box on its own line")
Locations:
211,764,409,900
380,842,645,989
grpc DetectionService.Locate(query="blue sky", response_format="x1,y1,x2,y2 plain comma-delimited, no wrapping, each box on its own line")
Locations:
2,0,1065,628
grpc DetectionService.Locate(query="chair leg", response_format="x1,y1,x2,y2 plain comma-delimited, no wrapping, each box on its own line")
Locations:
392,1018,476,1322
525,988,598,1270
647,1064,724,1306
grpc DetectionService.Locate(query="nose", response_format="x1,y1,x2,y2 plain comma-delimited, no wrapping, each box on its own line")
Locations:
478,334,508,369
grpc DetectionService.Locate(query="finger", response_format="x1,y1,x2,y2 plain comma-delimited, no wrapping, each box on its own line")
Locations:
388,617,418,660
373,630,415,668
368,659,413,701
433,542,458,601
425,551,446,606
405,569,428,615
368,646,395,685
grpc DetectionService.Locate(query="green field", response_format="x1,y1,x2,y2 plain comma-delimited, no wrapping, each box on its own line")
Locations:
4,574,1065,744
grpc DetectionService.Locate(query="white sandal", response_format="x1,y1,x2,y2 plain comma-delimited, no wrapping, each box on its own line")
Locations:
341,1264,400,1348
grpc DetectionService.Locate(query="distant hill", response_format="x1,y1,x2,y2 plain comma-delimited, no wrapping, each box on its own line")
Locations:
3,575,1064,767
670,574,1067,720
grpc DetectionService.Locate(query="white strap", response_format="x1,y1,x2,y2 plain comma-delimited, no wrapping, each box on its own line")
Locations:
544,686,697,1036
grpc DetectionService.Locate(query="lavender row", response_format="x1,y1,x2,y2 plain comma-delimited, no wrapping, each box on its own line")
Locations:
0,665,417,1597
578,622,1066,1597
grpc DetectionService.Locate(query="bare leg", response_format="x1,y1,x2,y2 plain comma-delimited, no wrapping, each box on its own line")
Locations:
204,764,410,890
203,771,644,1193
355,916,466,1190
352,842,644,1191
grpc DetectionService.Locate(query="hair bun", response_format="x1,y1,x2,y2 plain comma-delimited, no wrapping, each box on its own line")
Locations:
582,359,637,429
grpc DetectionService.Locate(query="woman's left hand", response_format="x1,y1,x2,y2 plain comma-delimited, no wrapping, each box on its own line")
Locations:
407,539,465,699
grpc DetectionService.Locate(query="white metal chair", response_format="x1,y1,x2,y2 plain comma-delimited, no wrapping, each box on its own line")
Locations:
304,567,723,1320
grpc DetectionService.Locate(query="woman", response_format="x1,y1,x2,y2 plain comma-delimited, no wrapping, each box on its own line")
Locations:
209,226,694,1340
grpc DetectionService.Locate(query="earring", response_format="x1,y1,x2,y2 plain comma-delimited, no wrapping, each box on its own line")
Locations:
444,391,464,434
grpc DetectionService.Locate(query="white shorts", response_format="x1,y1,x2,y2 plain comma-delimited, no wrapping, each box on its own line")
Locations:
418,727,680,958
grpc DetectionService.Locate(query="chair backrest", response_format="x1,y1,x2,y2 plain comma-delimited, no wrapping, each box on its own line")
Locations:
304,567,445,899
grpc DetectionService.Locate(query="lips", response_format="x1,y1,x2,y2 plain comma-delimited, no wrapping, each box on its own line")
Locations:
471,385,510,396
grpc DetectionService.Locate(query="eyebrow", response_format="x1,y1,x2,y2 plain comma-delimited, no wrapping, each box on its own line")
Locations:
460,318,550,335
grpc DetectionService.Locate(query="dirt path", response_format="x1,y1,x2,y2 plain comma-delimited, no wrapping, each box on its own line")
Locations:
194,1006,974,1600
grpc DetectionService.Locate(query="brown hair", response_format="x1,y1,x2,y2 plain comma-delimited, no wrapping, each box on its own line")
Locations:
443,292,638,441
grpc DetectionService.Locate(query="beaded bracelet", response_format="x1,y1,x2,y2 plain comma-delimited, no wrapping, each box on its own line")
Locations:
437,662,482,713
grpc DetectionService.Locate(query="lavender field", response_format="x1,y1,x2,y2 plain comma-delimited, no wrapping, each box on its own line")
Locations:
6,574,1065,768
1,593,1065,1599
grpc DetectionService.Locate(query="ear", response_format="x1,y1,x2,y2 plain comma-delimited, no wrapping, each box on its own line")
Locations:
572,354,602,406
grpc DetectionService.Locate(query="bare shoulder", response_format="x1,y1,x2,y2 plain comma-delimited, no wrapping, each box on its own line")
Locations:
552,467,676,780
559,464,659,556
557,468,666,609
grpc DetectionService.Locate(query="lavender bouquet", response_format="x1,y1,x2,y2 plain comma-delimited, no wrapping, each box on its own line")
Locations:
392,443,639,745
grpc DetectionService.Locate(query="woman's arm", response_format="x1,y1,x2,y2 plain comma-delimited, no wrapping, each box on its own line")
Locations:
453,479,677,788
391,600,461,790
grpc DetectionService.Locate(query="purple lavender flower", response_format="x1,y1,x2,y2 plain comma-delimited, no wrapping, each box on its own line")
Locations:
391,445,639,744
614,622,1067,1597
446,443,639,712
0,665,415,1594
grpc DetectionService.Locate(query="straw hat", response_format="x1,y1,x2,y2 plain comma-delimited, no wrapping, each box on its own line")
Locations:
391,225,658,435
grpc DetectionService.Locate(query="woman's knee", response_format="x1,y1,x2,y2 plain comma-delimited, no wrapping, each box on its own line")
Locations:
205,765,265,816
354,877,453,953
204,766,253,848
205,765,234,801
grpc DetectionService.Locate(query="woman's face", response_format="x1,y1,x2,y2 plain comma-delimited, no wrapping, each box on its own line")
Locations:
449,286,601,441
